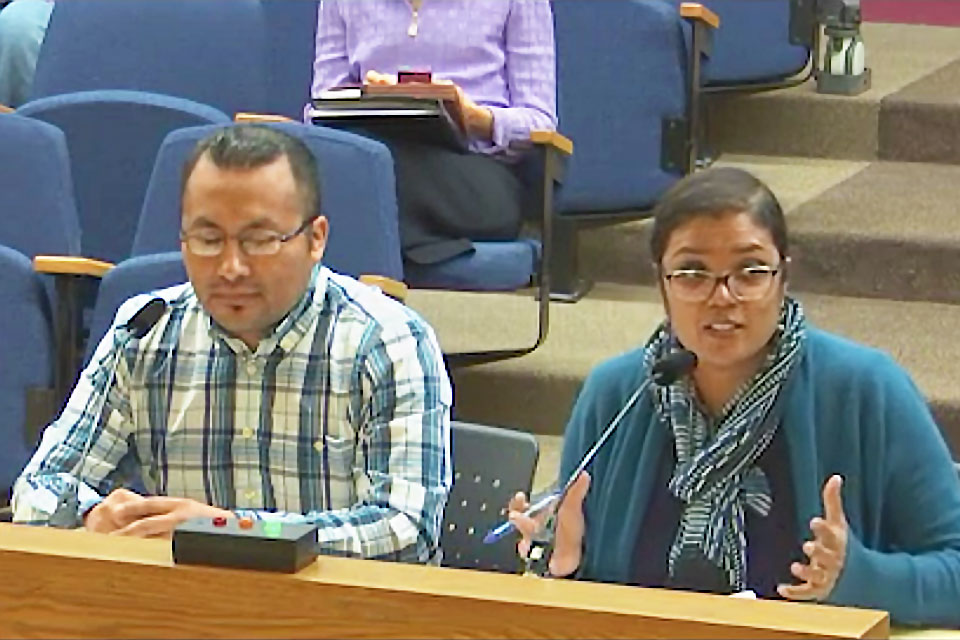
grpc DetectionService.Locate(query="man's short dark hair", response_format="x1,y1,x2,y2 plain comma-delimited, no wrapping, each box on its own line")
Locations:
181,125,320,220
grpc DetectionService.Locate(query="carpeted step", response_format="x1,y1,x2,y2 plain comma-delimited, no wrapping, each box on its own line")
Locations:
408,285,960,461
576,157,960,305
879,59,960,165
706,23,960,162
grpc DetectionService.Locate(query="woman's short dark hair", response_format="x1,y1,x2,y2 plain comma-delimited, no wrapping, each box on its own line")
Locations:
650,167,788,265
181,124,320,220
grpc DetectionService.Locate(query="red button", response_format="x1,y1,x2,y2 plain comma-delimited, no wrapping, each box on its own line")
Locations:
213,516,227,527
238,517,254,530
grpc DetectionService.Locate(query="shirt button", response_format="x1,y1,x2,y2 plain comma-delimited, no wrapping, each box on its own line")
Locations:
244,489,258,501
246,361,257,375
314,439,324,452
242,427,254,439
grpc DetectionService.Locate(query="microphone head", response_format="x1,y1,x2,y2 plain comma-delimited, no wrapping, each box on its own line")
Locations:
124,298,167,339
651,350,697,386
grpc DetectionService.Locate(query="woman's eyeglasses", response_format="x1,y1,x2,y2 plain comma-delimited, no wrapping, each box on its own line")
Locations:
662,264,782,302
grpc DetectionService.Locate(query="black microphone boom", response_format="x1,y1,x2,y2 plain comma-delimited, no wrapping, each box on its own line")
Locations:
125,297,167,339
48,297,168,528
483,349,697,545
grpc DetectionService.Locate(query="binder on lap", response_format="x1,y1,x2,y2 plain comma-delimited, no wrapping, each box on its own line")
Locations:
309,83,469,153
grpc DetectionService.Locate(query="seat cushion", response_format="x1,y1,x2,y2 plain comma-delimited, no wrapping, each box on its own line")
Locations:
404,240,539,291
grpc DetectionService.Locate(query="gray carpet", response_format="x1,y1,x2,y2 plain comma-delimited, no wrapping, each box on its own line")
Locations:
880,60,960,164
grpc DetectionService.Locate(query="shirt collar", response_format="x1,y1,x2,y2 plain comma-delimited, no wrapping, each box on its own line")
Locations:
206,265,328,357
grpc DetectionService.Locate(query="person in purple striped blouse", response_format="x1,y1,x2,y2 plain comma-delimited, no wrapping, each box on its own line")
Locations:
310,0,558,265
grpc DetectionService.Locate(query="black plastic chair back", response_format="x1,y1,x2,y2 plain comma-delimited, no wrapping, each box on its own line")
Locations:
441,421,539,573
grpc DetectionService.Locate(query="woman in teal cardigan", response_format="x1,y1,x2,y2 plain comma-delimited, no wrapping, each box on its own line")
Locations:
510,167,960,627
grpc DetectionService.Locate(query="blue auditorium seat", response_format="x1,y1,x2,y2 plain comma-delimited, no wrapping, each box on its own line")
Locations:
553,0,686,215
84,253,187,364
18,90,231,264
262,0,321,119
0,245,55,502
30,0,269,117
131,122,403,282
0,114,80,258
688,0,812,87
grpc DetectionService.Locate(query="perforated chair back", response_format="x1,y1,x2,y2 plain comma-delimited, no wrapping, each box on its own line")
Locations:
31,0,268,116
0,114,80,258
132,122,403,281
0,245,55,501
441,421,539,573
17,91,230,264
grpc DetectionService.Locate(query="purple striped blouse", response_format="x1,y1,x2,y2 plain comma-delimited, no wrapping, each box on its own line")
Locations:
310,0,557,154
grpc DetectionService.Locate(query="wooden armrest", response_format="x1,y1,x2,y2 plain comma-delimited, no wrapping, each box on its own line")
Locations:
33,256,113,278
680,2,720,29
530,130,573,156
234,112,295,124
359,275,408,303
0,103,13,114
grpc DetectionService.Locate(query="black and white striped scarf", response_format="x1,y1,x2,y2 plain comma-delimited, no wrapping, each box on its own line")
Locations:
642,297,806,592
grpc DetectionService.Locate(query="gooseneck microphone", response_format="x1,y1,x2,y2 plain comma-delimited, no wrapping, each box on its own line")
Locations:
48,298,167,528
483,349,697,545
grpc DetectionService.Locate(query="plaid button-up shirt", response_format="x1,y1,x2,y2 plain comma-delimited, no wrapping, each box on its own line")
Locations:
13,266,452,562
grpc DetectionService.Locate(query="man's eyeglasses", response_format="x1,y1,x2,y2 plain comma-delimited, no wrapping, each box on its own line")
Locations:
180,215,319,257
662,264,782,302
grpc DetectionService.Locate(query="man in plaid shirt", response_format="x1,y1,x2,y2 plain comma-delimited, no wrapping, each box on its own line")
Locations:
12,125,452,563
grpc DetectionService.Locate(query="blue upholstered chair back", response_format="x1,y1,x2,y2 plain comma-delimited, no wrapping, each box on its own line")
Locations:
553,0,686,215
0,114,80,258
17,91,231,264
30,0,269,117
84,253,187,364
131,122,403,282
0,245,55,499
262,0,321,119
678,0,812,86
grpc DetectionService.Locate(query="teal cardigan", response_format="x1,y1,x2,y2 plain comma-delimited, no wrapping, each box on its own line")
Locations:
560,328,960,627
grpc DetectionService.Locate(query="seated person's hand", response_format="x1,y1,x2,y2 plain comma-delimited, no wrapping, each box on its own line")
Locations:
433,78,493,139
778,474,849,602
85,489,233,539
365,70,398,85
508,471,590,578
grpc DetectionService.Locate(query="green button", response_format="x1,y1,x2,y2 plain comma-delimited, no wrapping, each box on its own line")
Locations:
263,522,282,538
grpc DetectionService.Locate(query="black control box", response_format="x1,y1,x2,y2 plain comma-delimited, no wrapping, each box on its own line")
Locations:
173,517,319,573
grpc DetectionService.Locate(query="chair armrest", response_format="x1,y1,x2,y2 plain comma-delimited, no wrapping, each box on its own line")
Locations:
530,130,573,156
359,274,409,303
34,256,114,409
680,2,719,29
0,103,13,114
234,112,295,124
33,255,113,278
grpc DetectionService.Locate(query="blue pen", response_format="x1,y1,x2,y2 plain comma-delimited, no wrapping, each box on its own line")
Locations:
481,491,560,545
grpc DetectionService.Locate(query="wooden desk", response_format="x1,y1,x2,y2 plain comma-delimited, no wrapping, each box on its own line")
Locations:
0,524,888,639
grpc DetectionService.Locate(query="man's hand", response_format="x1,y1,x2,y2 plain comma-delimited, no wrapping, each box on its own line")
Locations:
778,474,849,601
83,488,150,534
508,471,590,578
86,490,233,539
